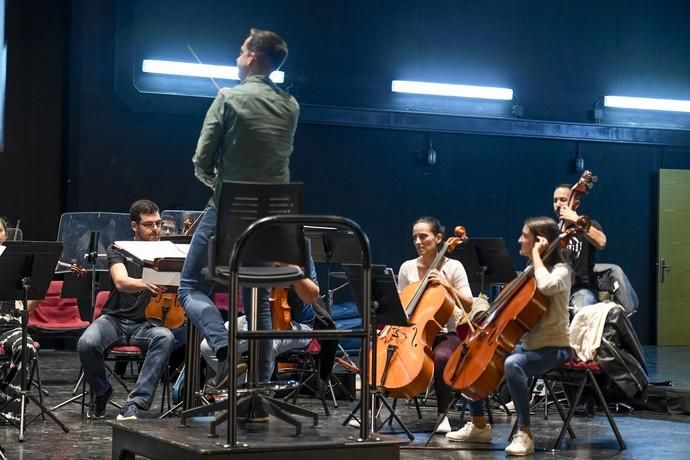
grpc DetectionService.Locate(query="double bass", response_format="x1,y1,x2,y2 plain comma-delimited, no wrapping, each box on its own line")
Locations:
443,172,596,401
373,226,468,399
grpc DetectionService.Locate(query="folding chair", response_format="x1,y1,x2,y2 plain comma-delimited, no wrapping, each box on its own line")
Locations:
509,358,626,451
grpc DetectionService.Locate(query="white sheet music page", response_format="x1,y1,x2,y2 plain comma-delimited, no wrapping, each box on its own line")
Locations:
113,241,189,265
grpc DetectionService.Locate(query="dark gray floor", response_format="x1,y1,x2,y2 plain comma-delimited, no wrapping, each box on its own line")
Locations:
1,346,689,459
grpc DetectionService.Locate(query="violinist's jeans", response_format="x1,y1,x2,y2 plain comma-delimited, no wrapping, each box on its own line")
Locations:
178,207,275,381
468,345,572,427
200,317,312,383
77,315,174,410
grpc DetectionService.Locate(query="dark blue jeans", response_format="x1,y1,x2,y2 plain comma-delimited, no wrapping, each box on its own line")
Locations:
178,207,274,381
470,345,572,427
77,315,174,410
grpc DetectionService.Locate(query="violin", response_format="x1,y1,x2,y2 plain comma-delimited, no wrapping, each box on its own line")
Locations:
443,171,596,401
372,226,468,398
183,211,205,236
270,288,292,331
56,261,89,277
145,291,186,329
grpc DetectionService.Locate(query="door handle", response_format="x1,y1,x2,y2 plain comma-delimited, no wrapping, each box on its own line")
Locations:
660,258,671,283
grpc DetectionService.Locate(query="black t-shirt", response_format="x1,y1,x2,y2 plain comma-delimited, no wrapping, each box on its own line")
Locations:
563,220,602,291
101,245,150,322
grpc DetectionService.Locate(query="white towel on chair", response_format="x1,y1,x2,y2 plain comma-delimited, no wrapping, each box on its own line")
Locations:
569,302,619,361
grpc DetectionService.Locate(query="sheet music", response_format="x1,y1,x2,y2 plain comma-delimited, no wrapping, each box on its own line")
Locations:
113,240,189,265
142,267,181,286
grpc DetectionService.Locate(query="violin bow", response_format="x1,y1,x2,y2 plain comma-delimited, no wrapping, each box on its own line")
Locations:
187,44,221,91
440,279,476,334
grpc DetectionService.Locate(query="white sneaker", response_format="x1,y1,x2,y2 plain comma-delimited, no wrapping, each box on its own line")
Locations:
445,421,493,443
505,430,535,456
435,415,452,433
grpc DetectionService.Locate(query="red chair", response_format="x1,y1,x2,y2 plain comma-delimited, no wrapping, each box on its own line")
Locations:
28,280,89,335
213,291,244,314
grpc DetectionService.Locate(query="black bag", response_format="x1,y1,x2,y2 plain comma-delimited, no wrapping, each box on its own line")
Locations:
595,307,648,402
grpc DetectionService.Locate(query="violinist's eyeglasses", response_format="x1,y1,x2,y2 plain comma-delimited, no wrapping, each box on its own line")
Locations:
138,220,163,229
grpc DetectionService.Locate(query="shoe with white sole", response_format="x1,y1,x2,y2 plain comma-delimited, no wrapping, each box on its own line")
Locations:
446,421,493,443
435,415,452,433
505,430,534,456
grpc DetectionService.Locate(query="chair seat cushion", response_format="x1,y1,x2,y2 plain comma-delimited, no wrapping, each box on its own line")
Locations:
216,265,304,287
561,359,603,373
109,345,144,355
29,280,88,330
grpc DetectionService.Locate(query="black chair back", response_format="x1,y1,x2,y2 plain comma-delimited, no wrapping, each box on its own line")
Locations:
208,181,304,279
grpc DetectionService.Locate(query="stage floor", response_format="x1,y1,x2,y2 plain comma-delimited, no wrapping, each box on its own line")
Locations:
1,346,689,459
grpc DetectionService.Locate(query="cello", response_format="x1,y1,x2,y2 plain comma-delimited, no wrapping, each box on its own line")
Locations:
373,226,468,399
269,288,292,331
443,172,596,401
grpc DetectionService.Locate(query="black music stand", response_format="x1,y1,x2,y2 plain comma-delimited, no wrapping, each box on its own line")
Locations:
61,269,111,322
0,241,70,441
340,264,416,440
450,238,516,296
305,226,361,372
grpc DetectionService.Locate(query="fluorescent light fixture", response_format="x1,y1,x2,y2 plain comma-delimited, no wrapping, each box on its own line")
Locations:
604,95,690,113
141,59,284,84
391,80,513,100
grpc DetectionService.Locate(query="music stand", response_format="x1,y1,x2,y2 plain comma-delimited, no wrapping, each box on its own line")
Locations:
340,264,415,440
341,264,408,327
449,238,516,296
61,269,112,321
0,241,70,441
305,226,363,373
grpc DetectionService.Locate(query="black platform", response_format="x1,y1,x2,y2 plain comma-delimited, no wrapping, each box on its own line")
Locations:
111,417,403,460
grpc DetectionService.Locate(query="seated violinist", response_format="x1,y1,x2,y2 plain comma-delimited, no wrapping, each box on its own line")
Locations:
446,216,572,456
200,254,320,393
77,199,175,420
398,217,474,433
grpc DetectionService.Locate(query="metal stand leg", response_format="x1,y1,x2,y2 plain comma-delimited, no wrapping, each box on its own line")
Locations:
16,285,69,441
345,391,415,441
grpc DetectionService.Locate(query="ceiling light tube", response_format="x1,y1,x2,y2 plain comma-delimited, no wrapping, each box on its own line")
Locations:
142,59,284,84
604,95,690,113
391,80,513,100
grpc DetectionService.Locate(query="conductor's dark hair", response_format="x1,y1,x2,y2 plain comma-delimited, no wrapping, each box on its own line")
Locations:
247,28,289,72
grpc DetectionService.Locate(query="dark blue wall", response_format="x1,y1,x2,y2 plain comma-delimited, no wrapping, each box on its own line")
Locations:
55,0,690,344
